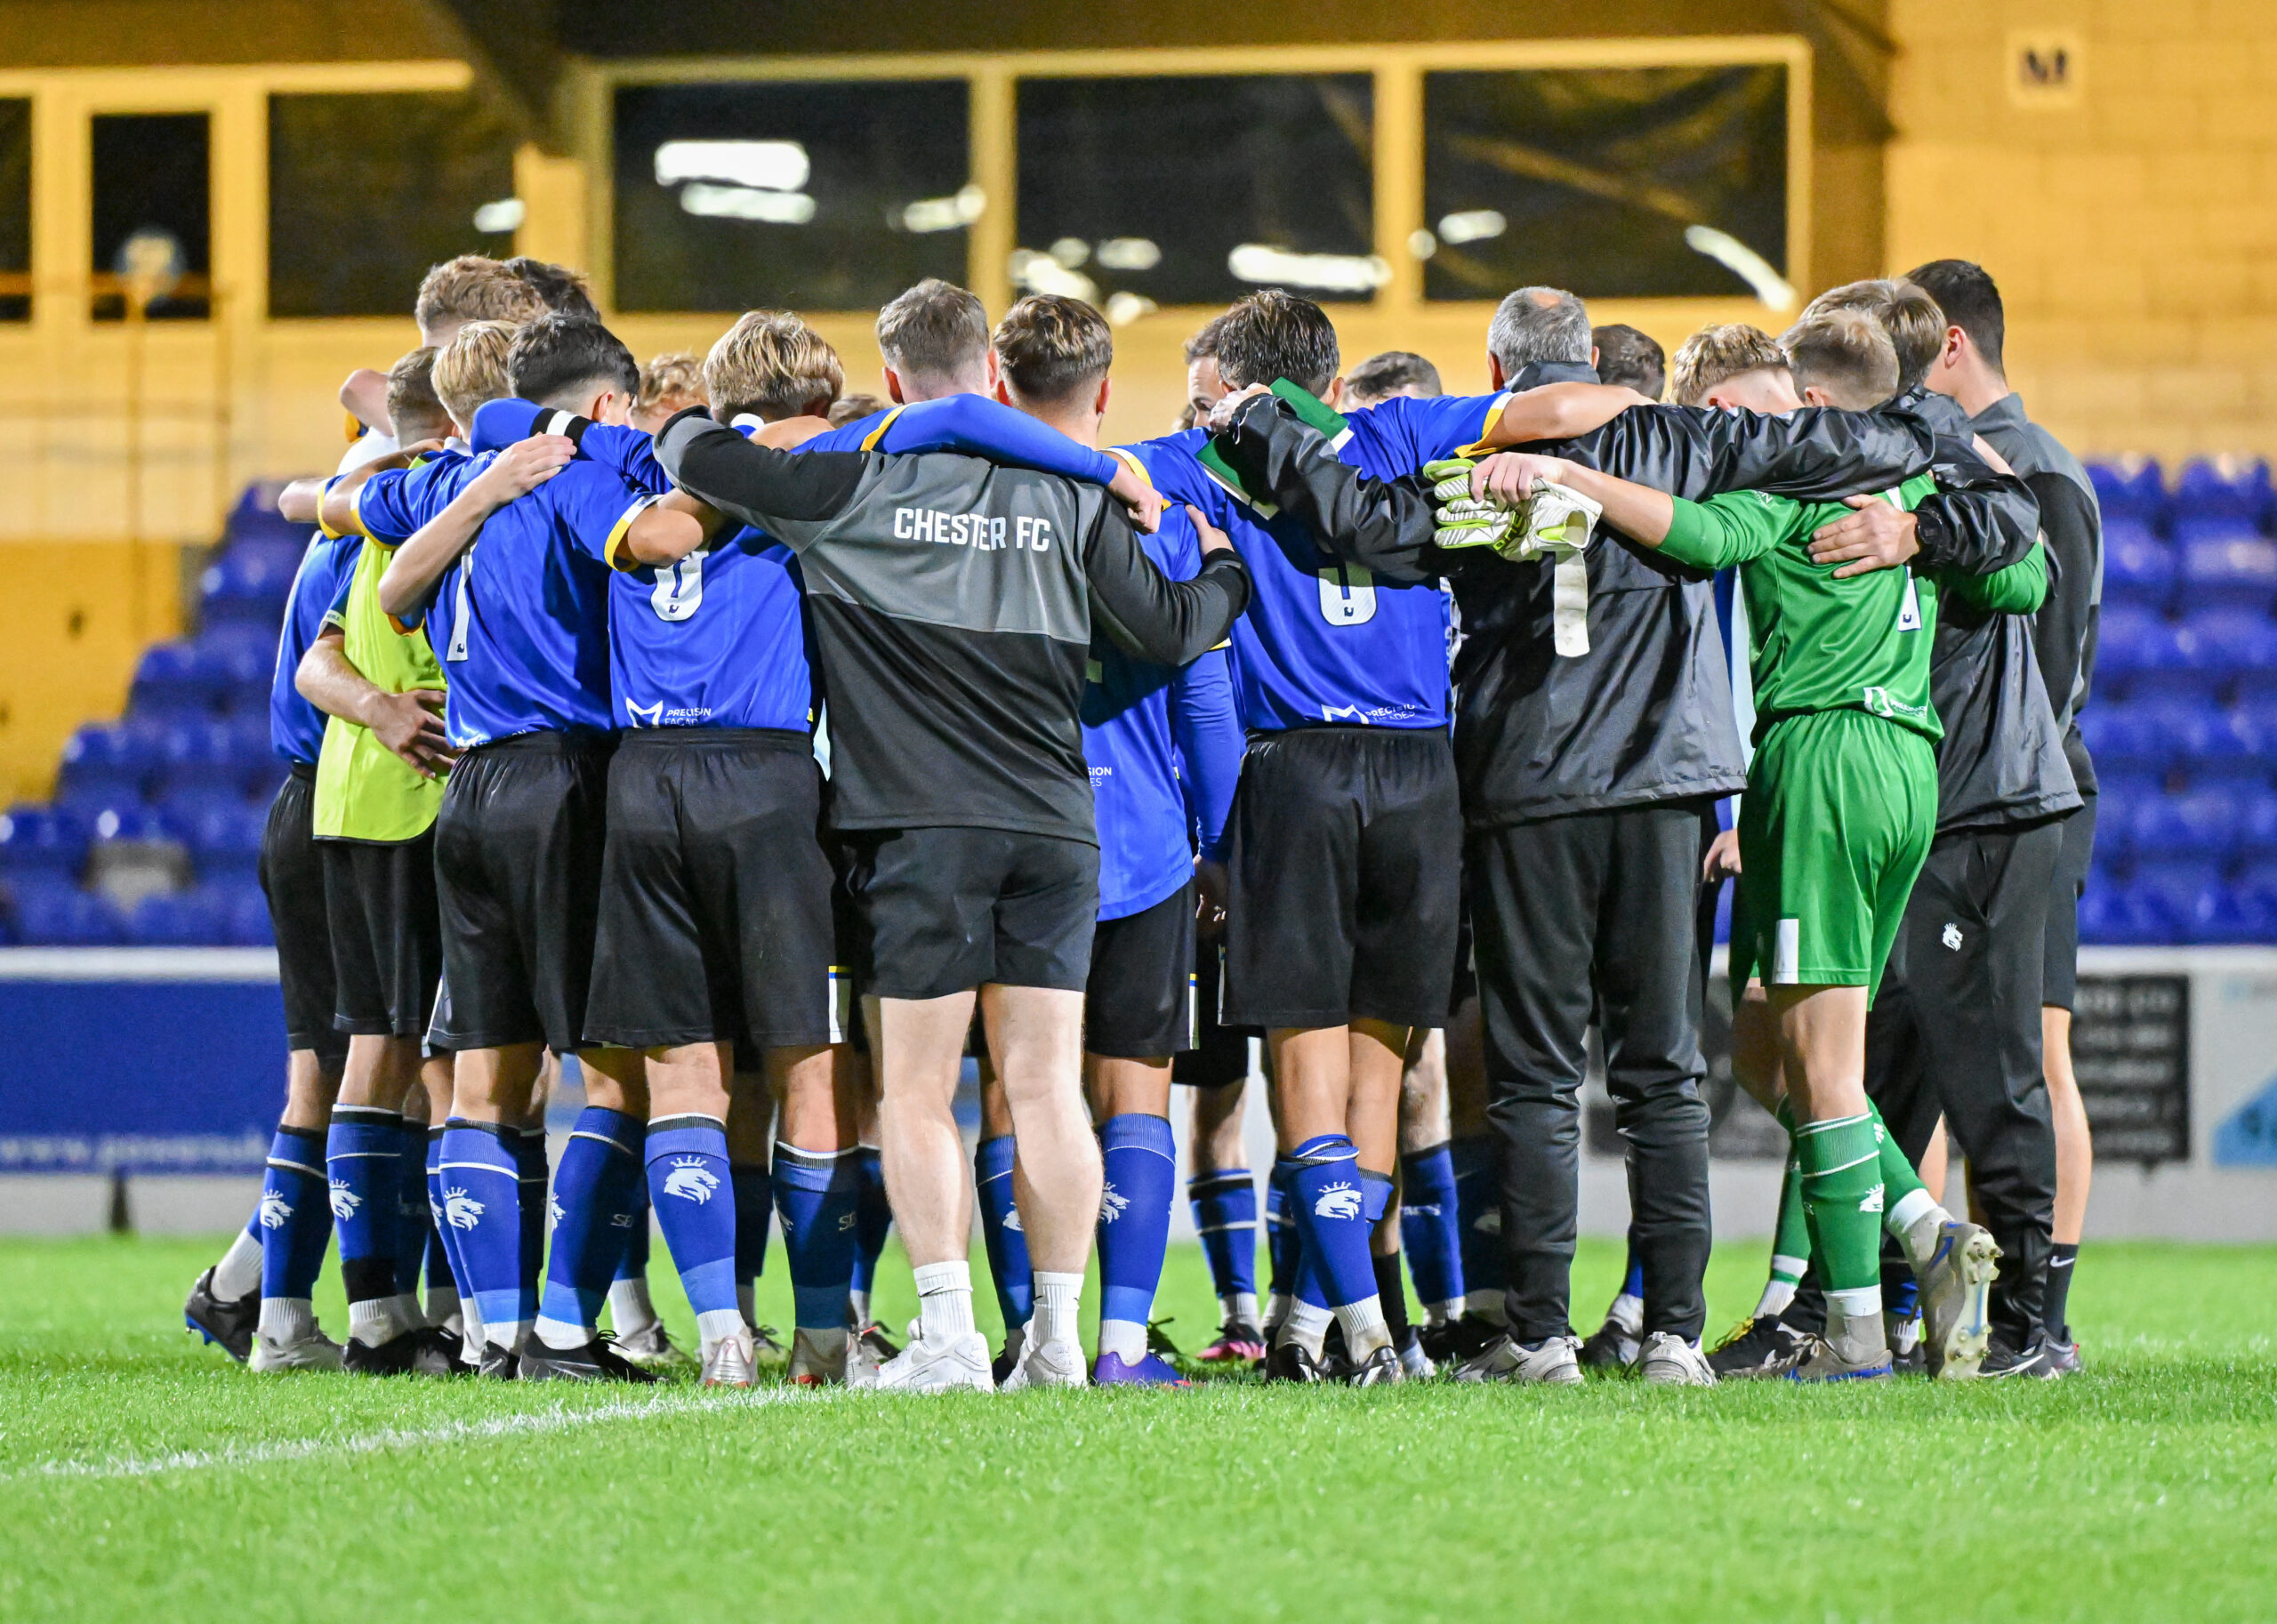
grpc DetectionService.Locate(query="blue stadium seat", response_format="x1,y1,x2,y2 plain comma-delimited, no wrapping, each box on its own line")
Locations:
126,888,228,945
2129,784,2239,858
0,805,87,877
2088,771,2159,858
184,801,266,880
158,719,240,778
128,640,229,718
55,720,166,807
2131,858,2225,942
2182,607,2277,678
2079,882,2170,945
2099,519,2175,604
88,804,178,846
224,883,275,945
223,482,310,549
199,548,298,623
2088,459,2166,527
2184,703,2267,777
2078,700,2160,769
2234,792,2277,856
2172,456,2272,528
2088,603,2183,683
7,878,123,945
2176,530,2277,607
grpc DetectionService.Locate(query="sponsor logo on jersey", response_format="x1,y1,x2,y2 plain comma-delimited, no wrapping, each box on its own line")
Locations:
891,507,1054,552
327,1180,362,1222
663,1159,720,1203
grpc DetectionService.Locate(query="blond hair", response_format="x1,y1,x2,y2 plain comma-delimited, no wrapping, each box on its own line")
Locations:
1781,309,1901,409
1798,278,1944,394
704,311,845,422
636,351,707,417
431,318,519,431
1669,324,1790,406
414,256,544,339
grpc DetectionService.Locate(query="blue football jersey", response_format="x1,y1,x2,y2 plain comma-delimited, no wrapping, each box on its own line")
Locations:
348,447,476,543
270,531,364,765
1338,391,1508,473
417,460,644,748
1132,430,1449,732
1081,500,1243,920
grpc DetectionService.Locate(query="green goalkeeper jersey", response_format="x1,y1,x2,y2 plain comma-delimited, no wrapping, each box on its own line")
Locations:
1656,474,2047,746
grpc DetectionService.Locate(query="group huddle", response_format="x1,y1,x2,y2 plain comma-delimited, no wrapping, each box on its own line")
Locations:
181,243,2102,1392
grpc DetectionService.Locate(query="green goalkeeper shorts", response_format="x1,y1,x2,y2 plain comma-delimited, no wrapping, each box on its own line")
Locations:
1729,708,1937,1003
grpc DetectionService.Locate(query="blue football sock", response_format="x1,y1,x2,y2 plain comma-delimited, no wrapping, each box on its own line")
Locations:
732,1162,771,1288
535,1107,647,1350
512,1126,548,1326
1397,1141,1464,1313
773,1143,863,1331
1362,1167,1394,1225
392,1119,433,1300
1187,1167,1258,1308
325,1105,401,1309
258,1127,333,1303
425,1126,467,1301
1449,1131,1502,1315
438,1121,527,1347
1622,1242,1645,1300
974,1134,1034,1334
1288,1136,1377,1310
1266,1159,1300,1301
1097,1114,1177,1352
641,1113,741,1341
617,1185,649,1279
848,1145,890,1322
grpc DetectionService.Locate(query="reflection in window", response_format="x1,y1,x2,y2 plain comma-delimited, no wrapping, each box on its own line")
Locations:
0,100,25,321
614,81,970,313
93,113,211,321
1422,67,1789,303
1017,76,1375,315
269,92,519,319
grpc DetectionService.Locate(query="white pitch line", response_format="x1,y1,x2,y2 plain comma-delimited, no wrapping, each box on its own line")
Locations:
12,1386,819,1483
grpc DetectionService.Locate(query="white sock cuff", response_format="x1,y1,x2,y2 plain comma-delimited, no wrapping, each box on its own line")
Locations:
213,1230,264,1300
607,1277,660,1335
1756,1277,1799,1319
913,1260,971,1297
1826,1285,1883,1324
257,1297,314,1345
1225,1291,1260,1326
1098,1318,1148,1362
1889,1187,1941,1239
695,1307,747,1347
1033,1270,1083,1347
534,1314,592,1351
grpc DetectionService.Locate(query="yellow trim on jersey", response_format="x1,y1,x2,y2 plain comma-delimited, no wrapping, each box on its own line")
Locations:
859,405,907,452
1455,390,1517,460
314,476,351,540
1107,445,1155,488
604,494,662,572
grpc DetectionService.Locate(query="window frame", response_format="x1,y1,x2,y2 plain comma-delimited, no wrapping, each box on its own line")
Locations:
582,36,1813,320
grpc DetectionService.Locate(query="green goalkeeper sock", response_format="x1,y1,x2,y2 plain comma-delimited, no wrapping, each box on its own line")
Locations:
1865,1101,1946,1261
1756,1099,1811,1319
1796,1113,1887,1353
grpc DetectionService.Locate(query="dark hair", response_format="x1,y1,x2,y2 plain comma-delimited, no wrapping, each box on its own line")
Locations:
1213,289,1340,396
506,313,640,406
993,294,1114,405
876,277,990,382
1590,324,1666,400
501,256,600,321
384,346,448,443
1344,350,1443,406
1904,259,2005,374
1183,313,1233,366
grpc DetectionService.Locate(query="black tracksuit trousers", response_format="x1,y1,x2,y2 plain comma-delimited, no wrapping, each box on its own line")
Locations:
1469,800,1717,1343
1866,817,2064,1342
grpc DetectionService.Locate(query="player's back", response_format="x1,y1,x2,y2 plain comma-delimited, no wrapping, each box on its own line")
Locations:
1133,430,1448,731
430,457,641,748
608,529,811,734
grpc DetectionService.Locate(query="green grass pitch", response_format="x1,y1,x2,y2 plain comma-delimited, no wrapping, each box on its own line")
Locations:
3,1232,2274,1623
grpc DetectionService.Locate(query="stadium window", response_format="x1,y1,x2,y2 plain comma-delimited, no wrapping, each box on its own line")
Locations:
0,99,27,322
1015,75,1376,313
612,80,971,313
92,112,210,321
267,92,519,319
1420,65,1789,303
